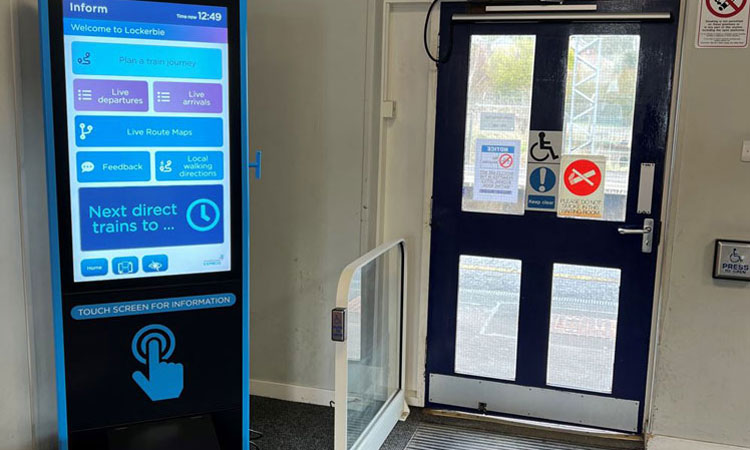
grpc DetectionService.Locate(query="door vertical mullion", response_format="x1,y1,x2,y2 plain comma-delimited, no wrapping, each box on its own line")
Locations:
514,28,569,388
426,17,472,379
528,28,569,132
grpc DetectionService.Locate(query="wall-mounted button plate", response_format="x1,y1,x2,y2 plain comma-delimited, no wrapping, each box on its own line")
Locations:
714,240,750,281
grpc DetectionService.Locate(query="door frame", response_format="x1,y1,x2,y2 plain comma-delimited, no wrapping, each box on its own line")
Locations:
369,0,689,433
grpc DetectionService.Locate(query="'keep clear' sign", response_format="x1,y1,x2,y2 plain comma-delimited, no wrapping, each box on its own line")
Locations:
473,139,521,204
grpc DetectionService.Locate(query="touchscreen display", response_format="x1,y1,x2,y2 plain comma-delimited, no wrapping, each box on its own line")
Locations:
62,0,231,282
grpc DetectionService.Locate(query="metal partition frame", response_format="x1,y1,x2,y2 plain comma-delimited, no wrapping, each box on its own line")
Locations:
333,239,408,450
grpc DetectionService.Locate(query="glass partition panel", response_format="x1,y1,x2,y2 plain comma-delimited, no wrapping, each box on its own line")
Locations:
345,245,403,448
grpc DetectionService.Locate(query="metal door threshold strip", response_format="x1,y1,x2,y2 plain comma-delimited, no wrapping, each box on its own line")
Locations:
405,423,615,450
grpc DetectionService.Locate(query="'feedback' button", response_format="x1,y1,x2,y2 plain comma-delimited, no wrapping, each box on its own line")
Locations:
77,151,151,183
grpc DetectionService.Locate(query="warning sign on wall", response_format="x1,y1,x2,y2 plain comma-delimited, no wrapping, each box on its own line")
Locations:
558,156,607,219
697,0,750,48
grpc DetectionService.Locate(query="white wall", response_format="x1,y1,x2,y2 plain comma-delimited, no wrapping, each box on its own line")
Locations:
648,436,750,450
377,1,435,405
648,1,750,448
247,0,371,393
0,1,34,449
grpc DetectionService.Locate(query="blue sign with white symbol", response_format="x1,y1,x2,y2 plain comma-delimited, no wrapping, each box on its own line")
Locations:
526,163,560,212
529,166,556,193
131,324,184,402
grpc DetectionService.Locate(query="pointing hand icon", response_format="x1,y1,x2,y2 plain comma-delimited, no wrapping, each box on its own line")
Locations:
132,338,184,402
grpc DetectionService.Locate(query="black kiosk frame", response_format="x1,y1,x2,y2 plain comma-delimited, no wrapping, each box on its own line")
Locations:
39,0,250,448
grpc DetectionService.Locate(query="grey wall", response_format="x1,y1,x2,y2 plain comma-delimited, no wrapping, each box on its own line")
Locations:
649,2,750,447
0,1,33,448
247,0,370,390
15,0,59,447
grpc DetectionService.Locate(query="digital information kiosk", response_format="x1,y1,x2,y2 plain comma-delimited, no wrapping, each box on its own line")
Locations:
39,0,250,448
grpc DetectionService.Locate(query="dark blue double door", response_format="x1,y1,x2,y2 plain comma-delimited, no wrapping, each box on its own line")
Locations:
426,1,679,433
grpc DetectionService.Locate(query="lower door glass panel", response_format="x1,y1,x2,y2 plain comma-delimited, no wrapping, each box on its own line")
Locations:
546,263,621,393
455,256,522,381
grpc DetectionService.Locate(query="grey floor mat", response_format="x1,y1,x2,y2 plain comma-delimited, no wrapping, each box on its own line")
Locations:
406,423,614,450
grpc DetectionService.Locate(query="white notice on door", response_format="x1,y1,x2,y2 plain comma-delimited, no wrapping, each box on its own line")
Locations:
473,139,521,204
480,112,516,132
697,0,750,48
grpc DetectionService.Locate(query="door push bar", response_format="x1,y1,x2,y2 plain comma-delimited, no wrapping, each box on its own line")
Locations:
618,218,655,254
453,12,671,22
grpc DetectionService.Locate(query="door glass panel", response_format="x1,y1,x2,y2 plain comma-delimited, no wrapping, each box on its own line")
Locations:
455,256,521,381
547,263,621,393
562,35,641,222
462,35,536,216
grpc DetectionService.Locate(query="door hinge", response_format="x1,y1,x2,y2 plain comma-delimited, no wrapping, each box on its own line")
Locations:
429,197,434,227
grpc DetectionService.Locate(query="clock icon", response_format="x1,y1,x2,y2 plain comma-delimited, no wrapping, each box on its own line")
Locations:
186,198,221,232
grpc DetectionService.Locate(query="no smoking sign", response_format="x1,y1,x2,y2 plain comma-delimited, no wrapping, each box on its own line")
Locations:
707,0,747,18
498,153,514,169
564,159,602,197
558,156,607,219
698,0,750,48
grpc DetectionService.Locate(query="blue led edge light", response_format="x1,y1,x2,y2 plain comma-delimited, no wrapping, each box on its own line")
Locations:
240,0,250,448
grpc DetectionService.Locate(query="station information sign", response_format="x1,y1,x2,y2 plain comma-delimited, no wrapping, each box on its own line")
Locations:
62,0,231,282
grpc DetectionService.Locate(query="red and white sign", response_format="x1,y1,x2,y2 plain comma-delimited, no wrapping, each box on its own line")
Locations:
707,0,747,18
498,153,514,169
563,159,602,197
697,0,750,48
558,155,607,219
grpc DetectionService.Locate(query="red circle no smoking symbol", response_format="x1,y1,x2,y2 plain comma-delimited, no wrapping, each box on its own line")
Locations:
498,154,514,169
707,0,747,18
564,159,602,197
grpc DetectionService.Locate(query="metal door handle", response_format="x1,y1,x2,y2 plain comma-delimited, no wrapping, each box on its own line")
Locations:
618,226,652,235
618,218,654,254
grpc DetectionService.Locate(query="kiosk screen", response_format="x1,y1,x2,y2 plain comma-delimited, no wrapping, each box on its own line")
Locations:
62,0,231,282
